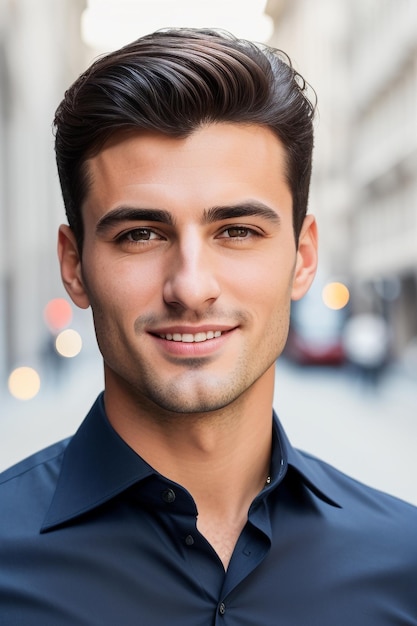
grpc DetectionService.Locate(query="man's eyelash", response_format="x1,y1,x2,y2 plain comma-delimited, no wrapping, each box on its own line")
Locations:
115,228,160,243
220,226,262,238
113,225,263,244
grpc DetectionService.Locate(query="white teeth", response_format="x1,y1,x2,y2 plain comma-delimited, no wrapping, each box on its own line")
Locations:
159,330,223,342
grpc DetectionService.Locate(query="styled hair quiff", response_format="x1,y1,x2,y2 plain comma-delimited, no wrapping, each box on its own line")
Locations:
54,28,316,250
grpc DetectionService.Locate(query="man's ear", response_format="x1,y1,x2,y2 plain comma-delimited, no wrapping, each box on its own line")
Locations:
291,214,318,301
58,225,90,309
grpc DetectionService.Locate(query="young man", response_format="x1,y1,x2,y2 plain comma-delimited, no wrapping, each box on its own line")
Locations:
1,29,416,624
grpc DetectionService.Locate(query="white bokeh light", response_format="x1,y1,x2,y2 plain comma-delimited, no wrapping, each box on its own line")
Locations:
8,367,41,401
55,329,83,358
82,0,273,52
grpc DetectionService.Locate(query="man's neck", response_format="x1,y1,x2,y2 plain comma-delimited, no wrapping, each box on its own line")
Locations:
105,369,274,486
104,368,275,568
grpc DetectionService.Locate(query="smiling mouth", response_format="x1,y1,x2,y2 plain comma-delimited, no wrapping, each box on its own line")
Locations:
158,330,223,343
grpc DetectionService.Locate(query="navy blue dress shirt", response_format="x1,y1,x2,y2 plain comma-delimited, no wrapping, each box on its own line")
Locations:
1,393,417,625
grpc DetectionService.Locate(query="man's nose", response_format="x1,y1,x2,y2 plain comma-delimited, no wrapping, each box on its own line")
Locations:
163,236,221,312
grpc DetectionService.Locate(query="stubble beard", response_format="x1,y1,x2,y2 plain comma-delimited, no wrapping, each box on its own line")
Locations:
98,306,289,420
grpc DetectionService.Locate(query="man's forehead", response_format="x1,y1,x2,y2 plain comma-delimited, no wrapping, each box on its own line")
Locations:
81,122,291,221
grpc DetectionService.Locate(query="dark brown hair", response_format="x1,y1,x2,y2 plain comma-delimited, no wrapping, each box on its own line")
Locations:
54,28,316,250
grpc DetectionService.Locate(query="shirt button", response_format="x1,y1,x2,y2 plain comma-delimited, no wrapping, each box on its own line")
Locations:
185,534,194,546
161,488,176,503
219,602,226,616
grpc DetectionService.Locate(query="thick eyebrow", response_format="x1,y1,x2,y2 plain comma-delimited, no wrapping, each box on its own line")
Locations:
96,207,174,235
95,201,281,236
203,202,281,225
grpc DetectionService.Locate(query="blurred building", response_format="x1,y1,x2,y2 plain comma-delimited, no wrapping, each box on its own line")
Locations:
266,0,417,358
349,0,417,354
0,0,87,388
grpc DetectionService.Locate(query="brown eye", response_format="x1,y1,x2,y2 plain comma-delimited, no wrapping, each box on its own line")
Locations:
225,227,250,238
127,228,154,241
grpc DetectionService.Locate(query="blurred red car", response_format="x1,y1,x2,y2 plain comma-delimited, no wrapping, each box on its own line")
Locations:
284,291,346,366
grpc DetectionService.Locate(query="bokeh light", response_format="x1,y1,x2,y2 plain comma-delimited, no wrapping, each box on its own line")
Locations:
55,329,83,358
322,282,350,310
8,367,41,400
44,298,73,332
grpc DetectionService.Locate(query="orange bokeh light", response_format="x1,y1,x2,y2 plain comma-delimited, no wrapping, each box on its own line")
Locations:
322,282,350,310
43,298,73,332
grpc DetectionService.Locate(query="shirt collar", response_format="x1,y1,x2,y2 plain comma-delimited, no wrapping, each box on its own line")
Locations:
42,394,340,532
42,394,154,532
271,414,342,508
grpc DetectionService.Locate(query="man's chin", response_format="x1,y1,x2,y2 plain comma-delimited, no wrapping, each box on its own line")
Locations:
143,380,243,417
150,395,235,416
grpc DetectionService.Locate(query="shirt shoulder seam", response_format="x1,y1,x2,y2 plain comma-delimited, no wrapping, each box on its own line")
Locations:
0,439,70,486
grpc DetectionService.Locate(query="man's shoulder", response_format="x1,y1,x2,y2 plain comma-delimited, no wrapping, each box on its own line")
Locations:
298,447,417,522
0,438,71,529
0,438,70,486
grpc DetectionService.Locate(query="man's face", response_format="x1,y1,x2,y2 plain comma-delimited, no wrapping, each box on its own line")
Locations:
59,123,317,416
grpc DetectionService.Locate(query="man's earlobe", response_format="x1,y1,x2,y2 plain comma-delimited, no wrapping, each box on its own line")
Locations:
291,214,318,301
58,225,90,309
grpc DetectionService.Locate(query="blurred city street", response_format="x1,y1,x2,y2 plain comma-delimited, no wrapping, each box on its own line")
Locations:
1,353,416,505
